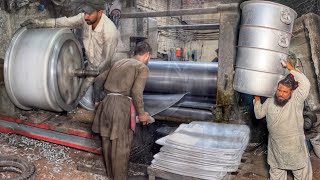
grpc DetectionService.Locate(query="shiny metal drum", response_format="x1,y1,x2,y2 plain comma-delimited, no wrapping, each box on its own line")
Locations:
145,61,218,97
240,1,297,32
234,1,297,97
79,85,95,111
4,28,83,112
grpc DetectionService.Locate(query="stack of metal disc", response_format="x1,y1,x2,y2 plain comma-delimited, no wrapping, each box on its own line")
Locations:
151,122,250,179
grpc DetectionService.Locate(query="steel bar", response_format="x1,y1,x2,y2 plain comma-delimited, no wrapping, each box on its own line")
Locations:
158,24,220,30
73,69,100,77
0,119,101,154
121,4,239,18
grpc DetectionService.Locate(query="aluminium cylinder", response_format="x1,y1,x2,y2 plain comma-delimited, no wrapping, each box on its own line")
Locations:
234,1,297,97
4,28,83,112
145,61,218,97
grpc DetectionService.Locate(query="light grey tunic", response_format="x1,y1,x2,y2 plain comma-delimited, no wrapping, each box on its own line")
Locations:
254,70,311,170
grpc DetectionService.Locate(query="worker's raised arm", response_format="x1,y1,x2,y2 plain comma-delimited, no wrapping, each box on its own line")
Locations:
282,60,311,103
254,96,269,119
291,70,311,103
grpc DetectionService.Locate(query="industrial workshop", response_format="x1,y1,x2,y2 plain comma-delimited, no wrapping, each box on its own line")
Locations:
0,0,320,179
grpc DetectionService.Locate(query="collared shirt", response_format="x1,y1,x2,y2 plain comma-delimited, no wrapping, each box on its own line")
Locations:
55,13,119,71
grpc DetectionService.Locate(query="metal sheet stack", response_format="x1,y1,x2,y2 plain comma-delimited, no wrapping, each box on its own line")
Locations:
151,122,250,180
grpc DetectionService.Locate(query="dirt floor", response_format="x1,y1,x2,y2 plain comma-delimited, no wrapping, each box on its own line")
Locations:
1,132,320,180
0,132,149,180
0,117,319,180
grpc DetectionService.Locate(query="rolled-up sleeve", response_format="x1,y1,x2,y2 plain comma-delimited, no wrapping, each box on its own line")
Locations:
55,13,84,28
131,65,149,115
254,99,269,119
291,70,311,103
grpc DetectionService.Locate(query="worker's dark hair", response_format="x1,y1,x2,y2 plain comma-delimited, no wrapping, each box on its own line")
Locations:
134,42,152,56
278,74,298,90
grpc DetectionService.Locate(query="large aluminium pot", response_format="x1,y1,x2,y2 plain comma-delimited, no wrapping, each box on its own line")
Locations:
234,1,297,97
4,28,83,112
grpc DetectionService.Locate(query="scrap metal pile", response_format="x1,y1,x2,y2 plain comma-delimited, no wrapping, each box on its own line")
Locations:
151,122,250,179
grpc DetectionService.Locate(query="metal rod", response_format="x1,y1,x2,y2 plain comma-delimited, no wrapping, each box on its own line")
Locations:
121,3,239,18
73,69,100,77
158,24,220,30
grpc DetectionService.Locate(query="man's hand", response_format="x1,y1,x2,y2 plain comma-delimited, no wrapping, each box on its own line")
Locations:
21,19,55,29
254,96,260,102
281,59,296,71
21,19,44,28
138,112,149,125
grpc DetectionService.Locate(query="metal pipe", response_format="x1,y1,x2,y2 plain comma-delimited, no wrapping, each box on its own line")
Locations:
121,3,239,18
73,69,100,77
158,24,220,30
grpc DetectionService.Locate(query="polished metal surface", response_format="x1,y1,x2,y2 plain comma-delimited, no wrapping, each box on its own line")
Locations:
235,1,297,97
234,68,283,97
240,1,297,32
236,47,286,74
145,61,218,97
238,26,292,53
5,28,83,112
79,85,95,111
73,69,100,77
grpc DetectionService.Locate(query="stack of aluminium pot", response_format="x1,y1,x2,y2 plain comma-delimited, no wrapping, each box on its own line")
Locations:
234,1,297,97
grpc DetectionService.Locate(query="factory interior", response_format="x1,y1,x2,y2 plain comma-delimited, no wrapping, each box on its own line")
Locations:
0,0,320,179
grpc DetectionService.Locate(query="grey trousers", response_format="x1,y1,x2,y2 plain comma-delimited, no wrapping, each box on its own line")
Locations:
269,158,312,180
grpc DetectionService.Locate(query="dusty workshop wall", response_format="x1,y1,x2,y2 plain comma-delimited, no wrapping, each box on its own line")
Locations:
290,13,320,111
184,40,218,62
0,2,52,60
136,0,184,57
180,0,223,62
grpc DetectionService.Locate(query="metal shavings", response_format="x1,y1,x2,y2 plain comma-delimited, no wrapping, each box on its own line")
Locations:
93,174,108,180
0,133,74,165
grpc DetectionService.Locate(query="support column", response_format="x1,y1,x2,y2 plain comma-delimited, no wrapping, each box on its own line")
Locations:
215,11,240,122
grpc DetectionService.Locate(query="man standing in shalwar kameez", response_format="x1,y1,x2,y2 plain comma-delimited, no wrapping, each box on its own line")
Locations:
92,42,152,180
254,60,312,180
